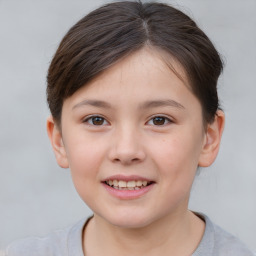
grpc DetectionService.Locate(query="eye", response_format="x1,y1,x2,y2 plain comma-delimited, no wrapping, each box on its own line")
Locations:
83,116,108,126
147,116,172,126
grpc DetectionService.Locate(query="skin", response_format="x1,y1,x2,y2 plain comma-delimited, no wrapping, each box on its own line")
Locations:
47,47,225,256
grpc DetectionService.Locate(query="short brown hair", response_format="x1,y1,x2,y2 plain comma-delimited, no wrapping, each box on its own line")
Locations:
47,1,223,126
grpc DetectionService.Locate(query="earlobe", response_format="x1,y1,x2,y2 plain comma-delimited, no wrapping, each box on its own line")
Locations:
46,116,69,168
198,110,225,167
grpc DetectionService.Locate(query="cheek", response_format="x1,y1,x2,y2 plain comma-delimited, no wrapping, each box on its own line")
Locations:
65,139,105,205
149,133,203,207
147,131,203,177
64,135,107,183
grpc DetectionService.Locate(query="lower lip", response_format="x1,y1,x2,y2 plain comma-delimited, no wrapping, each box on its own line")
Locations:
102,182,155,200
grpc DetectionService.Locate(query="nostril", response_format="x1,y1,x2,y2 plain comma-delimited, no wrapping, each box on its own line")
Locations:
108,142,146,164
113,157,142,165
131,157,141,162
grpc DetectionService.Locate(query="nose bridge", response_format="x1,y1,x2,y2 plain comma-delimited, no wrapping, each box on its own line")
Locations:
109,122,145,164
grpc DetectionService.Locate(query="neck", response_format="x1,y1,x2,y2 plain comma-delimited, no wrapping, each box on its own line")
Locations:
83,210,205,256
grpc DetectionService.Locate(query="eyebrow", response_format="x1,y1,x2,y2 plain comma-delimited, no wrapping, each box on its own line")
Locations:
72,99,185,110
139,99,185,110
72,99,112,110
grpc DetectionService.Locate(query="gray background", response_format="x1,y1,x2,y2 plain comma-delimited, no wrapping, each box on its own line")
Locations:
0,0,255,251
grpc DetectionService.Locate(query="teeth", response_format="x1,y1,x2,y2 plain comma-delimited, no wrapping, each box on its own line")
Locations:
127,181,136,187
118,180,127,187
136,180,142,186
142,181,147,186
105,180,150,190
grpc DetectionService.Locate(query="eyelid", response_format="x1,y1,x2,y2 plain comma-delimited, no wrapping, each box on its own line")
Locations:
83,115,110,126
82,114,173,126
146,115,174,126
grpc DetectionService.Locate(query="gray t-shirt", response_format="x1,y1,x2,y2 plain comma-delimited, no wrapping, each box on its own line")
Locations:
3,214,254,256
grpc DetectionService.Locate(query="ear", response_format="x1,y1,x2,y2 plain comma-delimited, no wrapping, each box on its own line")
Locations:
198,110,225,167
46,116,69,168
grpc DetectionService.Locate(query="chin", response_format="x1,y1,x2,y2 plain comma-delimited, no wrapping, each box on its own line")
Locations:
102,211,156,229
112,219,150,229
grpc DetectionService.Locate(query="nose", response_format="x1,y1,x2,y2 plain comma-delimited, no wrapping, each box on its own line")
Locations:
108,125,146,165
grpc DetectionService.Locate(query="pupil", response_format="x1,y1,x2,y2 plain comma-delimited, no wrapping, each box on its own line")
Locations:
153,117,165,125
92,117,104,125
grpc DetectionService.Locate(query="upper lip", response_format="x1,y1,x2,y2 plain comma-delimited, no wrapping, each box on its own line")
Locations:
102,174,154,182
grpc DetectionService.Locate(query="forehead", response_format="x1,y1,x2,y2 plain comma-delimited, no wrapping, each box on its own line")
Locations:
80,47,189,95
63,47,201,115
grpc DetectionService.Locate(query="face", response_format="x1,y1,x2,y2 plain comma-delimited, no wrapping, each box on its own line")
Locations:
48,48,221,228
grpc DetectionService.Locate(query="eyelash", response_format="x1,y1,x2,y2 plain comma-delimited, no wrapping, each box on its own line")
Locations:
83,115,173,126
146,116,173,126
83,115,109,126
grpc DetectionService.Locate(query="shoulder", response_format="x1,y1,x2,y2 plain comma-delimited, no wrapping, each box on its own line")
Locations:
3,218,87,256
5,229,69,256
194,213,254,256
211,220,254,256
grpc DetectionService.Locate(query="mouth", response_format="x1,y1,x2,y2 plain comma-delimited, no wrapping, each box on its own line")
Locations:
103,180,155,190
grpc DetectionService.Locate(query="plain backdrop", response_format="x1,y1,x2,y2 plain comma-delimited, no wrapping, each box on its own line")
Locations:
0,0,255,251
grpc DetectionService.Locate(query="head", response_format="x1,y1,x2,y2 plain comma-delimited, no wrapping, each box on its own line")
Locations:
47,0,223,128
46,1,225,228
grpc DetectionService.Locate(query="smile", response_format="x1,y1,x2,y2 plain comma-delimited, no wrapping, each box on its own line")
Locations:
104,180,153,190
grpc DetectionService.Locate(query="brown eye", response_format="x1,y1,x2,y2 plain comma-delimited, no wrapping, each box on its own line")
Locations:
147,116,172,126
92,117,104,125
153,117,166,125
84,116,107,126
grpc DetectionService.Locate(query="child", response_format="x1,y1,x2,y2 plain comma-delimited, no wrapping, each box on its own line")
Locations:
4,1,254,255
